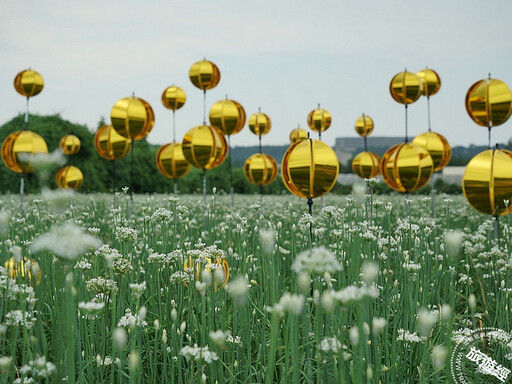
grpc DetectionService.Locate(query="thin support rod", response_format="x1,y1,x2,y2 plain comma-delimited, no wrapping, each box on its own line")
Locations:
404,193,409,218
430,177,435,217
202,169,207,205
172,110,176,143
404,104,409,143
258,134,262,154
113,160,117,194
427,96,432,132
203,90,207,125
228,135,234,206
173,179,177,196
19,174,24,214
364,136,368,152
24,97,29,130
259,184,263,215
307,197,313,240
494,215,499,242
488,126,492,149
319,132,322,141
129,143,134,219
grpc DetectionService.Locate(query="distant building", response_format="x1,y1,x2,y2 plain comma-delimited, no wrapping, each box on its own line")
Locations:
334,136,404,164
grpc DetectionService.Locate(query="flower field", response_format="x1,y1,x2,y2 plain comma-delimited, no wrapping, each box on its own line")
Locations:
0,189,509,383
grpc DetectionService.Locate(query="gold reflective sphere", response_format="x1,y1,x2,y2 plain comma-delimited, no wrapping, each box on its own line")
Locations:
182,125,227,170
412,131,451,172
189,60,221,90
381,143,433,192
289,127,308,144
56,165,83,190
156,143,191,180
59,135,81,155
248,112,271,136
210,127,229,168
243,153,278,186
14,69,44,97
209,99,246,136
354,115,374,137
162,86,186,110
352,151,381,179
465,78,512,127
1,131,48,173
94,125,132,160
110,96,155,140
5,257,41,285
462,149,512,216
389,71,423,105
307,108,332,133
416,69,441,96
281,139,339,199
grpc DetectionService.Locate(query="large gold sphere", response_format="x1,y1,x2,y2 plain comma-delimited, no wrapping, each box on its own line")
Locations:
463,149,512,216
94,125,132,160
389,71,423,105
56,165,83,190
210,127,229,168
59,135,81,155
380,143,433,192
182,125,227,170
352,151,380,179
307,108,332,133
248,112,271,136
162,86,186,110
156,143,191,180
110,96,155,140
209,99,246,136
289,127,308,144
354,115,374,137
412,131,451,172
1,131,48,173
281,139,339,199
189,60,220,90
14,69,44,97
465,78,512,127
243,153,278,186
416,69,441,96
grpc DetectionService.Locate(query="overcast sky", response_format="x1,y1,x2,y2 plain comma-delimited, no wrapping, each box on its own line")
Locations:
2,0,512,149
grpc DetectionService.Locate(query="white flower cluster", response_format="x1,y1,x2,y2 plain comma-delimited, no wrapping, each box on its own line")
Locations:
148,249,184,264
209,329,231,347
86,276,118,295
291,247,342,275
115,226,138,241
317,337,342,354
5,310,37,329
30,221,101,260
266,292,305,318
151,208,173,222
397,329,424,344
180,344,219,364
327,284,379,305
18,356,56,379
129,281,147,299
117,308,147,329
78,301,105,318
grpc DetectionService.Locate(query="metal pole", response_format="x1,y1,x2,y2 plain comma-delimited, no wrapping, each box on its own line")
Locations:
202,169,207,205
24,97,29,130
494,215,499,242
172,110,176,143
174,179,177,196
203,90,207,125
404,104,409,143
427,96,432,132
228,135,234,206
19,174,24,214
488,126,491,149
129,143,134,220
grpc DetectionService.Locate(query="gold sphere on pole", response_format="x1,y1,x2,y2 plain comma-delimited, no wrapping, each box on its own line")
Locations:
281,139,339,199
110,96,155,140
354,115,374,137
162,86,186,110
289,127,308,144
243,153,278,186
465,78,512,127
182,125,227,170
416,69,441,96
462,149,512,216
59,135,81,155
210,127,229,168
1,131,48,173
189,60,221,90
307,108,332,133
412,131,451,172
248,112,271,136
56,165,83,190
352,151,381,179
94,125,132,160
380,143,433,192
209,99,246,136
14,69,44,97
156,143,191,180
389,71,423,105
